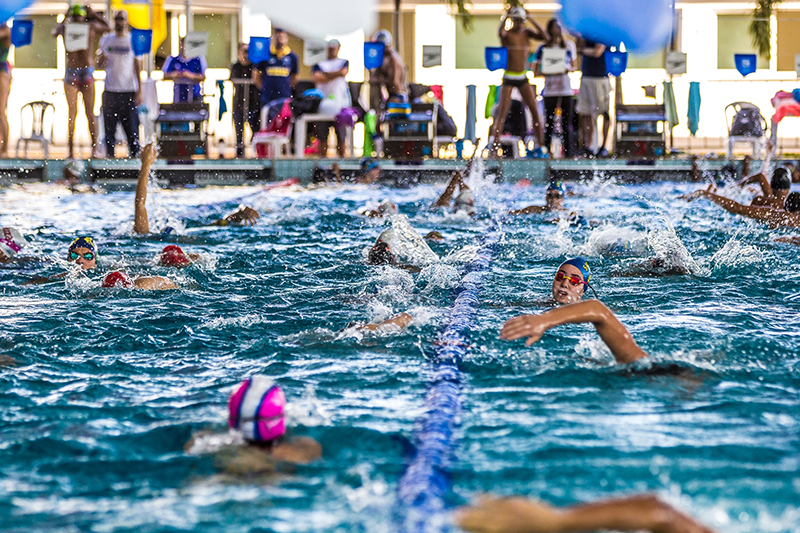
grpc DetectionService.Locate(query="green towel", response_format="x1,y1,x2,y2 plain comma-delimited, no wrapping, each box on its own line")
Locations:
363,110,377,156
485,85,497,119
663,81,678,129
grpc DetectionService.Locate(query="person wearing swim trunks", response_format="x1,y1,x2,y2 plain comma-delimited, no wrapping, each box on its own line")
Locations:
133,143,260,235
576,37,611,158
368,30,409,122
23,235,99,284
0,23,11,157
185,375,321,476
457,493,714,533
683,187,800,229
52,4,111,158
102,270,176,290
509,181,565,215
489,7,548,158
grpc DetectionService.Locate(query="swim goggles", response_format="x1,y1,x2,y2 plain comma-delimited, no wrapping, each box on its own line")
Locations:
546,191,564,200
69,251,95,261
555,270,586,286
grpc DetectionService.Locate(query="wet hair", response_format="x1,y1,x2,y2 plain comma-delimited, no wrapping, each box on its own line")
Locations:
785,192,800,212
368,241,395,265
770,167,791,191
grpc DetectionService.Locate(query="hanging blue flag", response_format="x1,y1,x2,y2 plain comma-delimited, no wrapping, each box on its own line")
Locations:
485,47,508,71
249,37,270,64
131,28,152,56
217,80,227,120
734,54,757,77
605,50,628,76
364,42,385,70
11,19,33,47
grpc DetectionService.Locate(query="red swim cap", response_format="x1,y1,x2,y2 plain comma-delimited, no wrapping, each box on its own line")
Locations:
160,245,191,267
103,271,133,288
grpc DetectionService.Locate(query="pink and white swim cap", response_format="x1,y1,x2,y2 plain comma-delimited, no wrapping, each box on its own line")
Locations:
228,375,286,443
0,227,25,260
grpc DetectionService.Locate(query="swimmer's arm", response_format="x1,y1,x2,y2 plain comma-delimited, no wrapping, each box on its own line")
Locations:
509,205,547,215
498,14,509,38
432,171,463,208
357,312,413,332
525,15,548,41
581,42,606,58
133,143,156,235
210,205,260,226
456,494,715,533
701,190,773,221
500,300,648,363
22,272,68,285
133,276,177,290
775,236,800,245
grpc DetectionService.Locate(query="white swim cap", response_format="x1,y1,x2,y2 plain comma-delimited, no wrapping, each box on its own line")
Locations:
373,30,393,47
509,6,526,20
0,227,25,260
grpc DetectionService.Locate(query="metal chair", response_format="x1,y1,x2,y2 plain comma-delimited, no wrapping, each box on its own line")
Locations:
16,101,55,158
725,101,767,158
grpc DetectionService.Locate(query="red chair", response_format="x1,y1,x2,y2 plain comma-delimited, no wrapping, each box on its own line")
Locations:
253,99,293,158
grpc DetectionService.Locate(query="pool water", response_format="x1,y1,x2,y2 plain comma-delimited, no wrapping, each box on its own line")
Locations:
1,173,798,532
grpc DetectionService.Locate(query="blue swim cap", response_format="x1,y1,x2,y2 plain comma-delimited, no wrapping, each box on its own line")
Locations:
546,180,565,195
361,158,379,172
559,257,591,284
68,236,97,255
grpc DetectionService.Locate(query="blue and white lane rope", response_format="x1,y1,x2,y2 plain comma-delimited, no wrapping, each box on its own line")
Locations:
397,224,503,532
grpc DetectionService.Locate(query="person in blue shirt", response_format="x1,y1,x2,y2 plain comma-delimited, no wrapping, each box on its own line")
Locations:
163,37,207,103
253,28,299,109
576,38,610,158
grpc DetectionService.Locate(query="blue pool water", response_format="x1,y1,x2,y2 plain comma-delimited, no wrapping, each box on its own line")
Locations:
1,171,798,532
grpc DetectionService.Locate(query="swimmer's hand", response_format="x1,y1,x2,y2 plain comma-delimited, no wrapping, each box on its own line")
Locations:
679,185,713,202
220,206,260,226
500,314,548,346
141,142,157,166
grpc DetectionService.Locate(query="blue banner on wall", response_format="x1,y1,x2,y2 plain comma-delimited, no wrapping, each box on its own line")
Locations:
11,19,33,47
485,47,508,71
248,37,271,64
131,28,152,56
364,42,385,70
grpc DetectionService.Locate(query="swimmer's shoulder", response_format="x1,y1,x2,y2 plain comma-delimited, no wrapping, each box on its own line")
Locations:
272,436,322,465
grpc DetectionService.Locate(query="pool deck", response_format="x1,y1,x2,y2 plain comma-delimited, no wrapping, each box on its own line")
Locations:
0,154,760,188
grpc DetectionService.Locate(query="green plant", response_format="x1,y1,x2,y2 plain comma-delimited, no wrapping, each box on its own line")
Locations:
749,0,782,60
444,0,523,33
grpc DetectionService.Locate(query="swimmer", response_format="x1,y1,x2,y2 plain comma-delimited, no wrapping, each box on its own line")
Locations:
456,493,714,533
683,186,800,229
133,143,260,235
158,244,201,267
366,222,439,271
356,312,413,332
356,158,381,184
361,199,399,218
736,166,790,208
102,270,177,290
550,257,593,304
509,181,565,215
0,227,26,264
186,375,321,476
501,299,647,364
24,236,98,284
431,171,475,216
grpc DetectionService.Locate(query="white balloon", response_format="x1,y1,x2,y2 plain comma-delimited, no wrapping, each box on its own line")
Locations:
248,0,377,41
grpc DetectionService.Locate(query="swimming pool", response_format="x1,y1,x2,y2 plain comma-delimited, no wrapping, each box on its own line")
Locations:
1,173,798,532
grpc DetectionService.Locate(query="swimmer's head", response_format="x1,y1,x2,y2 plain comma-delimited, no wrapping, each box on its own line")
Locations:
361,158,379,172
377,200,398,216
552,257,591,304
372,29,393,47
68,236,98,270
545,181,565,209
359,158,381,184
228,375,286,444
771,167,791,192
102,271,133,288
159,245,191,267
508,6,527,22
454,188,476,216
424,231,444,242
785,191,800,212
368,240,395,265
0,227,25,263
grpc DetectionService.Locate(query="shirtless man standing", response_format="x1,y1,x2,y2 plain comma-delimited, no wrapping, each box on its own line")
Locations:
489,7,548,158
368,30,408,118
52,4,111,158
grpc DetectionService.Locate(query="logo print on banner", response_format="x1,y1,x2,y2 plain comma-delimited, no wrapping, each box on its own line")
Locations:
364,42,385,70
735,54,757,77
485,47,508,71
131,28,152,56
605,50,627,76
11,19,33,47
249,37,270,64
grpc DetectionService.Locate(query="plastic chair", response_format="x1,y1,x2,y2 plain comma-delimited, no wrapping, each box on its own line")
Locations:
16,101,55,158
725,101,767,158
253,99,293,158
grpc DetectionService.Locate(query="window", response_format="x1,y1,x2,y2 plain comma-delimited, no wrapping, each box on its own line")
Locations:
777,10,800,71
717,14,769,70
13,15,58,68
193,14,236,69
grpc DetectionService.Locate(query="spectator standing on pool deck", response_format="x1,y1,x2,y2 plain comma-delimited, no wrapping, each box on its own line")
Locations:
311,39,351,157
531,19,577,157
488,7,548,158
576,38,610,157
52,4,111,158
96,10,142,158
163,37,206,103
0,23,11,157
253,28,299,109
230,42,260,158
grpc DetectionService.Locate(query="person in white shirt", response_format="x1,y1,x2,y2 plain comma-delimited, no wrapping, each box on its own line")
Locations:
96,10,142,158
311,39,351,156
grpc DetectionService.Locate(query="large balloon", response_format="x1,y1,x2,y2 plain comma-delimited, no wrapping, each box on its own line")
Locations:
560,0,674,53
248,0,376,41
1,0,35,22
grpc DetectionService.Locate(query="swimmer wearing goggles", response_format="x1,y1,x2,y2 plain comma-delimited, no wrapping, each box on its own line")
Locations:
552,256,596,304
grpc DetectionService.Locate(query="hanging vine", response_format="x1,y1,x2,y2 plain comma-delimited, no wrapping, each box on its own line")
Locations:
444,0,524,33
749,0,782,60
